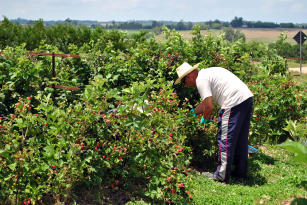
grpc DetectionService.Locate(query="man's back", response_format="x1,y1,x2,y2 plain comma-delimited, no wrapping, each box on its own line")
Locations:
196,67,253,109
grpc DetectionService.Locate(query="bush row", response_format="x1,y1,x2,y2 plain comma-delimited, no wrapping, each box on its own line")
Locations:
0,26,305,203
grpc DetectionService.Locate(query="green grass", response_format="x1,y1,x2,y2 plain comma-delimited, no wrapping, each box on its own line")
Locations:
291,73,307,89
246,37,278,44
188,145,307,205
287,60,307,68
127,145,307,205
246,37,297,45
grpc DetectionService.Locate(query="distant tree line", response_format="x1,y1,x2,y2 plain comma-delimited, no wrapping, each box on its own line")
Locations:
0,16,306,60
100,18,306,30
3,16,307,30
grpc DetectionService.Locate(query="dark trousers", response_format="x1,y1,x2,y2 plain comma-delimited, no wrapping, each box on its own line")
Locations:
214,97,253,182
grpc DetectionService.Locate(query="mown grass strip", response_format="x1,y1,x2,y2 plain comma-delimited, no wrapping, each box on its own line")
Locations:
188,145,307,205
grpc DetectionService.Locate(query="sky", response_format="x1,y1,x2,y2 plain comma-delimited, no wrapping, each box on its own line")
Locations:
0,0,306,23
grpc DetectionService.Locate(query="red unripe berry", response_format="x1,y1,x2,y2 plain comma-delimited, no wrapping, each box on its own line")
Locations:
115,180,119,185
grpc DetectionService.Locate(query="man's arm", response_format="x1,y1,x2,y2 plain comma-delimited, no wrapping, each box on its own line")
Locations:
194,96,213,120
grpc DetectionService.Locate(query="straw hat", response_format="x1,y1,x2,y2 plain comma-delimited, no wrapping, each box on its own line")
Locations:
174,62,200,85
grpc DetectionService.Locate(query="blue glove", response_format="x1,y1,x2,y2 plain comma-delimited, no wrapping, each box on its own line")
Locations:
180,109,196,122
199,116,212,124
190,108,197,117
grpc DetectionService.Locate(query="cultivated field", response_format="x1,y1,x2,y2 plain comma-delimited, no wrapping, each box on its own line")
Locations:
156,28,307,44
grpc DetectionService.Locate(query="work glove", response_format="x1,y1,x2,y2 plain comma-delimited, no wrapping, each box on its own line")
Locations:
190,108,197,117
199,116,212,124
179,108,196,122
190,109,212,124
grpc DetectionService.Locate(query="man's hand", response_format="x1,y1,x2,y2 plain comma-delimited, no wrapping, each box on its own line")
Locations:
194,96,213,121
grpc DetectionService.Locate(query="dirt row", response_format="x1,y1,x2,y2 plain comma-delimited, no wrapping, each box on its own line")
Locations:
289,67,307,74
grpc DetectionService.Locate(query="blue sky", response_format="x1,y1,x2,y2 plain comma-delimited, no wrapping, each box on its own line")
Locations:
0,0,306,23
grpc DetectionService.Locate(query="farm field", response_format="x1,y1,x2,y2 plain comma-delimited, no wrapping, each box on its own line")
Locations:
155,28,307,44
0,24,306,204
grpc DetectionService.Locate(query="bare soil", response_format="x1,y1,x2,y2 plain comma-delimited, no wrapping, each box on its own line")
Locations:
289,67,307,74
238,28,307,39
156,28,307,43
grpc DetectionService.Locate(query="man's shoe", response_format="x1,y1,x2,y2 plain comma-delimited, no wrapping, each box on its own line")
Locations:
202,172,226,183
202,172,215,180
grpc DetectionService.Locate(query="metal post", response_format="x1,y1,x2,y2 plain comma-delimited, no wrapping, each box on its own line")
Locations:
300,31,302,75
52,53,56,101
52,53,56,79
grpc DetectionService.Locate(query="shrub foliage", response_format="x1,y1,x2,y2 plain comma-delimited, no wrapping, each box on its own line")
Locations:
0,24,306,204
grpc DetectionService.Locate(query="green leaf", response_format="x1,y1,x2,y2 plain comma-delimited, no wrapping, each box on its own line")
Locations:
41,163,49,171
8,163,17,171
279,140,307,163
44,145,55,158
16,118,26,128
0,150,9,158
106,74,112,79
103,160,111,168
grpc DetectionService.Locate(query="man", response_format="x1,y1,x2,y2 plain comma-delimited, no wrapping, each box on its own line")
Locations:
174,62,253,183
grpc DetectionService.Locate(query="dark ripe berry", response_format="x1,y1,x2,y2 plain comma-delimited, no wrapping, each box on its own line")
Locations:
98,117,104,123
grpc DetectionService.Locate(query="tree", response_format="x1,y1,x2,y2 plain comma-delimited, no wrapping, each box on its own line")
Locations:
280,23,295,28
176,20,186,30
211,23,222,30
230,16,243,28
152,21,162,28
223,27,246,42
187,22,194,30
